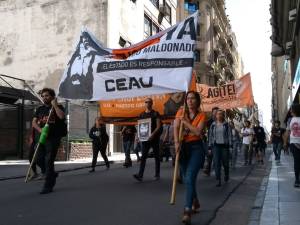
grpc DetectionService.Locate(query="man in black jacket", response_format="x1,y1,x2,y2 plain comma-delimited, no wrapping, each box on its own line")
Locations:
32,88,66,194
133,98,162,181
89,117,110,172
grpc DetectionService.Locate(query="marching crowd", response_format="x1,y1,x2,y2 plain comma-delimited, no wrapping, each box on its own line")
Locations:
27,88,300,225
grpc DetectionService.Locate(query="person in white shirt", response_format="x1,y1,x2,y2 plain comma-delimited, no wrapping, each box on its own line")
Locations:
284,104,300,188
241,120,254,165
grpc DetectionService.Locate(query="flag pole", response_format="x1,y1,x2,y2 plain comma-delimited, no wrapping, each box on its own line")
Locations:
25,107,53,183
170,99,186,204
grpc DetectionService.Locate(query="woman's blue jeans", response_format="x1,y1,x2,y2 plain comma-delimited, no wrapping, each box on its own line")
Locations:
180,141,205,210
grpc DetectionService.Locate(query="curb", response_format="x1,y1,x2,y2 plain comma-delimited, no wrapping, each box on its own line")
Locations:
247,155,273,225
0,159,126,181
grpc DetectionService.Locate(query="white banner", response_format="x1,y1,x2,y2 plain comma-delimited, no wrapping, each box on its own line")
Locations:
58,12,198,101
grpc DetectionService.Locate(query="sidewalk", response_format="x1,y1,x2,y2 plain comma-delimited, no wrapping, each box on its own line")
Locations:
250,153,300,225
0,153,137,181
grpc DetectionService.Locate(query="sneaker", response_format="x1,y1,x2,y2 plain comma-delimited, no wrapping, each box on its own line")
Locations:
192,199,200,213
224,176,229,183
28,172,38,181
133,174,143,182
294,181,300,188
40,188,53,194
89,168,95,173
154,175,160,181
35,174,46,180
182,209,192,225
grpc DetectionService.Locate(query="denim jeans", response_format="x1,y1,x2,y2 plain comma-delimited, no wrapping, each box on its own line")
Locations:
231,141,239,168
290,144,300,182
41,137,61,189
273,142,282,160
180,141,205,210
242,144,253,164
123,140,133,163
138,139,160,177
213,144,230,180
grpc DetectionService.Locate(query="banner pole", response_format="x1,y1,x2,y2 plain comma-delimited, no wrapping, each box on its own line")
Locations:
170,98,187,205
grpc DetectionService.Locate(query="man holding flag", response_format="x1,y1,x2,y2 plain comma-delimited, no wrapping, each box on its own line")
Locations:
32,88,66,194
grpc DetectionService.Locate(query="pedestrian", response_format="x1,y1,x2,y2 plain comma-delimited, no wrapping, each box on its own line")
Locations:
121,125,136,168
208,110,232,187
203,107,219,176
229,121,240,169
284,104,300,188
133,98,162,181
160,123,172,162
89,117,110,172
32,88,67,194
174,91,206,224
241,120,254,165
253,121,266,164
271,120,285,161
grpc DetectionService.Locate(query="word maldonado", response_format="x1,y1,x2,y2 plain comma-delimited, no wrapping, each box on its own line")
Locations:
105,77,153,92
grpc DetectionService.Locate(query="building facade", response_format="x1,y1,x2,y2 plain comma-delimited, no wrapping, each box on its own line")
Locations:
0,0,177,158
270,0,300,125
178,0,243,87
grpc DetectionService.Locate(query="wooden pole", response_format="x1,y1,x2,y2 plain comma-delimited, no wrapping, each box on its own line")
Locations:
25,107,53,183
170,103,186,205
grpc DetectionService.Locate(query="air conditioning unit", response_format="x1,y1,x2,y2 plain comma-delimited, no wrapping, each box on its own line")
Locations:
289,8,297,21
159,5,167,16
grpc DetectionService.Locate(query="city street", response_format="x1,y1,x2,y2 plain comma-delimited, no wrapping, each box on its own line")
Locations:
0,154,270,225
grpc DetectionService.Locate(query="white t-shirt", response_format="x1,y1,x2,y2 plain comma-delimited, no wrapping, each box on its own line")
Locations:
288,117,300,144
241,127,254,145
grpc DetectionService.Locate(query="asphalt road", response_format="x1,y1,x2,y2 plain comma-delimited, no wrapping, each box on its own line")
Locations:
0,154,270,225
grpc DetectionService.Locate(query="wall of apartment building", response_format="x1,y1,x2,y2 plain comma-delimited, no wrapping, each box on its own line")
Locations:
0,0,108,91
271,56,293,125
0,0,177,157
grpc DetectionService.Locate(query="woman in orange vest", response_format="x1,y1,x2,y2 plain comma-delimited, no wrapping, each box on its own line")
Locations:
174,91,206,225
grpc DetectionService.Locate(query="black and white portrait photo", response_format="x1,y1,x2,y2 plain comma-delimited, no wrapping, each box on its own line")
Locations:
59,31,109,100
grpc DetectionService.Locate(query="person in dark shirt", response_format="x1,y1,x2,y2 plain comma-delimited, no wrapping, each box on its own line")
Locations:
204,106,219,176
133,98,162,181
89,117,109,172
32,88,66,194
121,125,137,168
271,120,285,161
253,121,266,164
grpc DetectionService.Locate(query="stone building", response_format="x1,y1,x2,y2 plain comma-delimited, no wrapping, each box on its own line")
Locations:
270,0,300,125
177,0,244,86
0,0,177,159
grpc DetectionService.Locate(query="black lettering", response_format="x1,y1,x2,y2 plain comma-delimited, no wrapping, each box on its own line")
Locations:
139,77,153,88
116,78,127,91
129,77,141,89
213,88,219,97
177,17,196,40
179,43,185,51
166,26,178,40
105,80,115,92
167,43,173,51
155,45,161,52
207,88,213,98
228,84,235,95
173,43,180,51
161,43,167,51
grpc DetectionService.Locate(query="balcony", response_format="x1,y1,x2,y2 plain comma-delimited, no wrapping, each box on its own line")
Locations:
213,18,222,34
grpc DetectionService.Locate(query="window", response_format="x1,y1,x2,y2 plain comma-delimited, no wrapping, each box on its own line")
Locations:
144,14,160,39
152,23,159,35
165,3,171,23
144,15,152,39
184,2,199,14
150,0,159,8
194,50,200,62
